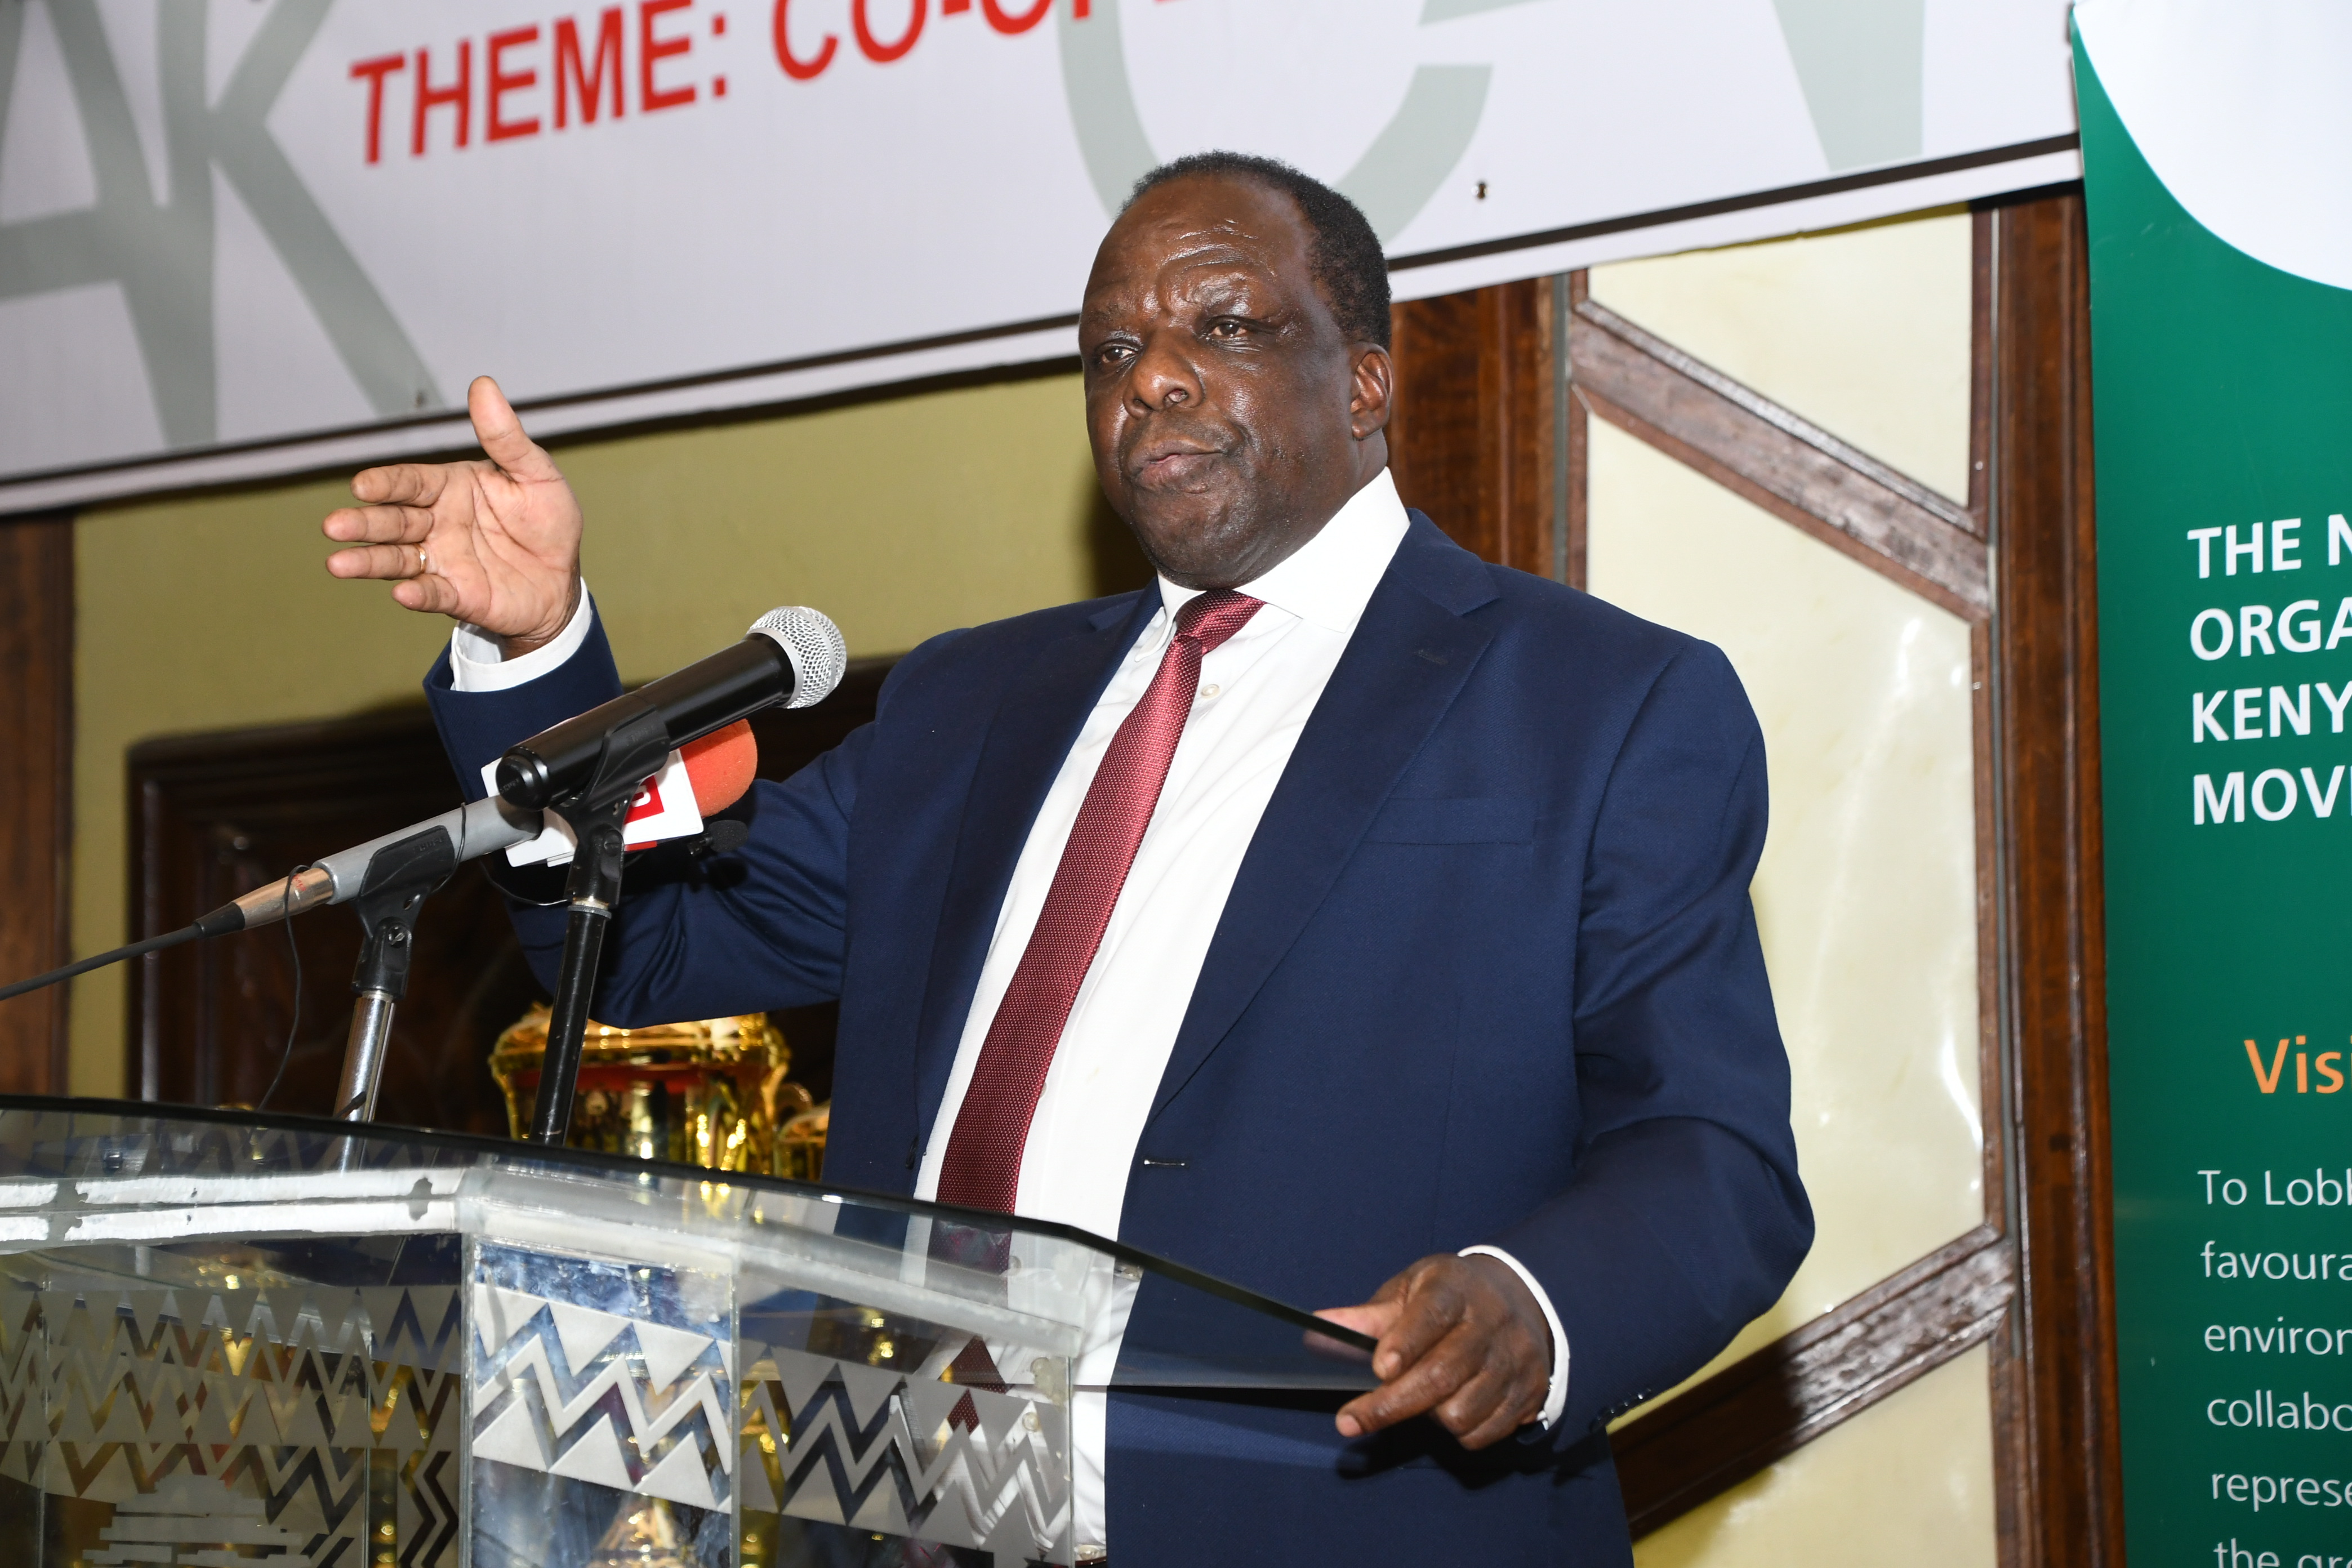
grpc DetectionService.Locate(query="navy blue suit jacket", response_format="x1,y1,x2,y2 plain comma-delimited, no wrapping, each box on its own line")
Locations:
426,514,1810,1563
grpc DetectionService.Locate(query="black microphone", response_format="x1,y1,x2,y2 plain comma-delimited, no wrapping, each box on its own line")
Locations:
496,606,847,810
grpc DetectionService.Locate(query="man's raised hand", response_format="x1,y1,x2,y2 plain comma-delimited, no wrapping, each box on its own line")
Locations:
323,376,583,656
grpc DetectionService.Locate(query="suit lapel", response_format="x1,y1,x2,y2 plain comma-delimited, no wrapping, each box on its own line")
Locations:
910,590,1160,1142
1149,517,1501,1123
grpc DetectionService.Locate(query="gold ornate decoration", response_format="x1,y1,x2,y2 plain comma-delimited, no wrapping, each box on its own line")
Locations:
491,1004,821,1175
775,1102,829,1184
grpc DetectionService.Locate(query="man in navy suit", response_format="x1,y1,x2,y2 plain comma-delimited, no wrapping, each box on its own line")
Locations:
324,152,1808,1563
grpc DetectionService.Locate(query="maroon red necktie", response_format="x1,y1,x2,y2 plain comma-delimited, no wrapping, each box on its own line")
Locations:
935,589,1264,1214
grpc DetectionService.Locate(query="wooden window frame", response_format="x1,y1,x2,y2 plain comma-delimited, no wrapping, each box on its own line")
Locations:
1388,189,2121,1562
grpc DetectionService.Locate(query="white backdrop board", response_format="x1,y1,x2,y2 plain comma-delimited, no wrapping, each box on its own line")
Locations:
0,0,2078,510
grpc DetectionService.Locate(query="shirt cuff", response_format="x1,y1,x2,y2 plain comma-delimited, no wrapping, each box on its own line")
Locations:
1459,1244,1569,1430
449,582,594,693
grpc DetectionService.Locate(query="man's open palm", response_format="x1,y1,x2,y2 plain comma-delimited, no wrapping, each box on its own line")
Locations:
323,376,582,652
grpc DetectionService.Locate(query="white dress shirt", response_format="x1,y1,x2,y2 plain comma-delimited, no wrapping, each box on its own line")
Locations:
452,467,1567,1554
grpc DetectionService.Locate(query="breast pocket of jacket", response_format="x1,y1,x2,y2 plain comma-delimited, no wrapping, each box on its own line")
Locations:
1363,795,1537,845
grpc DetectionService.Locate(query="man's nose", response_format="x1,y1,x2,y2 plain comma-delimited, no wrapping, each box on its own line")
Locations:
1128,330,1201,411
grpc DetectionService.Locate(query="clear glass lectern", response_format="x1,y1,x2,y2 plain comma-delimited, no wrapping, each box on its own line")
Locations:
0,1097,1374,1567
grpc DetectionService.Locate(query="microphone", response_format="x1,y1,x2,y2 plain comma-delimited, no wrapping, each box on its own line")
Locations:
206,795,538,936
210,721,770,937
496,606,846,810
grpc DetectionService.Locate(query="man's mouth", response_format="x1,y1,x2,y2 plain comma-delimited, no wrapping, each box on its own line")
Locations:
1133,439,1223,485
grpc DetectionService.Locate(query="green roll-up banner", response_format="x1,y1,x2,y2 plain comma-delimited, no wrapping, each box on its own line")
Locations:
2077,5,2352,1562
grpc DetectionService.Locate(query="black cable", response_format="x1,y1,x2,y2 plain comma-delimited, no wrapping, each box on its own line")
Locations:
0,925,205,1005
255,866,309,1112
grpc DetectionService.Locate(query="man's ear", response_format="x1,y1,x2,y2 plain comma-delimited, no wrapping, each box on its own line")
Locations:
1350,345,1396,440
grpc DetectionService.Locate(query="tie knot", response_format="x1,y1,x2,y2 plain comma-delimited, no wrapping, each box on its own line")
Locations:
1173,589,1262,653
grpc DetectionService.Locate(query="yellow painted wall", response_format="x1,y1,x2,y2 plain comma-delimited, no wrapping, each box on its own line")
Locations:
70,369,1119,1098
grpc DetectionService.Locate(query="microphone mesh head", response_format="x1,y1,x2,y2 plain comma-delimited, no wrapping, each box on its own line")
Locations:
750,606,848,710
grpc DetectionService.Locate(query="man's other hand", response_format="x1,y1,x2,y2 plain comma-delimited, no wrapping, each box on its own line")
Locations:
1317,1254,1552,1450
323,376,583,656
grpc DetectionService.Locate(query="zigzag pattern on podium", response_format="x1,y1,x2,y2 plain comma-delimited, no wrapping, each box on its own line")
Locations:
0,1280,463,1568
84,1472,314,1567
738,1342,1072,1563
466,1282,734,1513
6,1282,462,1378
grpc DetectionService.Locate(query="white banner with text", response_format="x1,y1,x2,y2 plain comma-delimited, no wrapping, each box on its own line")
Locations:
0,0,2079,508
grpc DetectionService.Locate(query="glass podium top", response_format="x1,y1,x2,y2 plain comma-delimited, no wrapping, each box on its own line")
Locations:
0,1096,1373,1568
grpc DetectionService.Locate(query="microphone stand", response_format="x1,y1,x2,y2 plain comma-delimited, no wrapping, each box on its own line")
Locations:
527,709,672,1146
330,828,457,1122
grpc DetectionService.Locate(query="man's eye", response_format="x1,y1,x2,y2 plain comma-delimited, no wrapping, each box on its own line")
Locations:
1207,319,1245,338
1095,345,1133,367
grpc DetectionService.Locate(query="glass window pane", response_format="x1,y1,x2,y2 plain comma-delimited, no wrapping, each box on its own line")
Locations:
1588,211,1975,501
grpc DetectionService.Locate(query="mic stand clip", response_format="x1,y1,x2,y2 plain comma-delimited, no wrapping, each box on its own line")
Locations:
332,828,457,1122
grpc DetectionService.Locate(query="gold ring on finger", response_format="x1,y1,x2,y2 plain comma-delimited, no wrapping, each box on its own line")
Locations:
416,544,430,574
